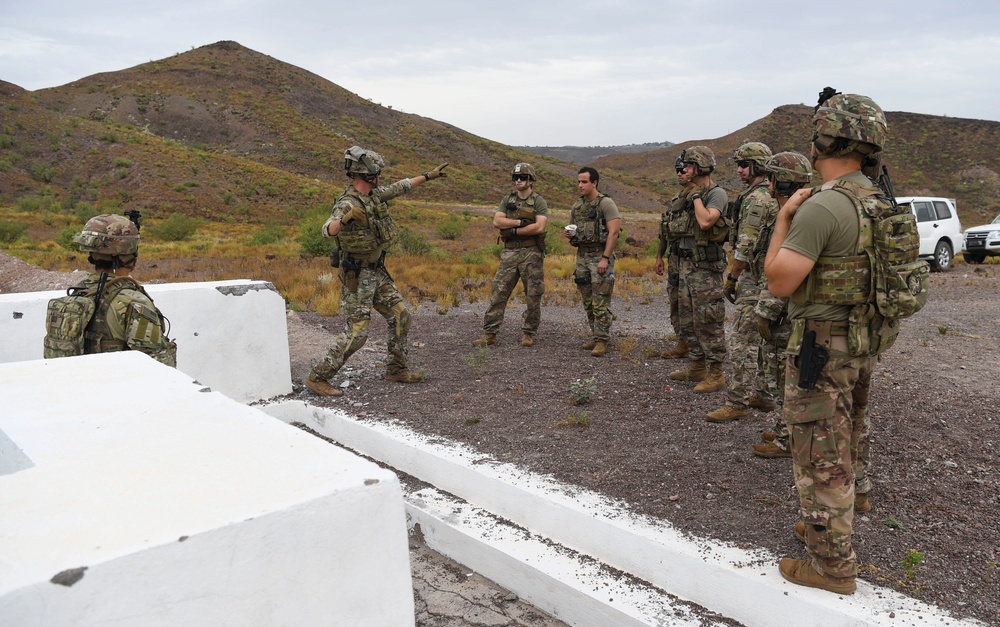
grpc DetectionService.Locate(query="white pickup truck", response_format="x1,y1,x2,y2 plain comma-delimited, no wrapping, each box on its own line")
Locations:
895,196,964,272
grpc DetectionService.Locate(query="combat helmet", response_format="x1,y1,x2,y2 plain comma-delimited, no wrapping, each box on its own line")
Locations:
812,89,887,157
765,151,812,197
343,145,385,178
680,146,716,175
733,142,772,175
74,214,140,266
511,162,537,181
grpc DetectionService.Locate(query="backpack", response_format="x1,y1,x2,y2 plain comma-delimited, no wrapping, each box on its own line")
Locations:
829,177,929,355
43,275,138,359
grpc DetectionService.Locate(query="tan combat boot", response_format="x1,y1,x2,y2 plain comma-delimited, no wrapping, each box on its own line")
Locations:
855,492,871,513
779,558,856,595
591,340,607,357
385,370,424,383
305,378,343,397
794,521,806,543
472,333,497,347
761,431,777,442
748,395,776,411
661,338,689,359
669,359,707,381
581,339,597,350
693,362,725,393
521,333,534,347
705,404,748,422
751,441,792,458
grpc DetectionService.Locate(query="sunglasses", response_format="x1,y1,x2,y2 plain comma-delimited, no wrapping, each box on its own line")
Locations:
736,160,753,169
512,174,532,181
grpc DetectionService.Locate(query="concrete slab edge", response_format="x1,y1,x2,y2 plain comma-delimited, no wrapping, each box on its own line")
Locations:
261,400,985,627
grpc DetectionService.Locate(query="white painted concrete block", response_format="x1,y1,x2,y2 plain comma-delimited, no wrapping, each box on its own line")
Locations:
0,353,414,627
0,280,291,403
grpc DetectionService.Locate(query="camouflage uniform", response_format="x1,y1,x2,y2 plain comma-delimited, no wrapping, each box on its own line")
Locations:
310,179,415,381
669,186,729,365
569,194,621,341
482,191,549,337
725,182,778,409
781,170,880,580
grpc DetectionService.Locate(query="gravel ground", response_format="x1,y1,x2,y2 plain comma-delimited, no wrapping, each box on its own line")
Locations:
4,252,998,624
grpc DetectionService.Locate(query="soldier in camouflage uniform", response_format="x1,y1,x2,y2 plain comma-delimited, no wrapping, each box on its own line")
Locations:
665,147,729,393
655,155,689,360
746,152,812,456
46,214,176,367
306,146,449,397
764,90,889,595
707,142,777,421
472,163,549,348
566,166,621,357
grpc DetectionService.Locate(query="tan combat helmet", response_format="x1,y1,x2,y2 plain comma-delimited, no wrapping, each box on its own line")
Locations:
344,145,385,177
733,142,773,176
765,151,812,197
74,214,140,266
511,162,537,181
812,90,887,157
680,146,716,175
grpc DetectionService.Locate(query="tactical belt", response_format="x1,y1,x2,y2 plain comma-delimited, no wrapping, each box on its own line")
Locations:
676,244,723,263
504,239,539,250
806,319,849,337
344,256,383,269
576,243,605,252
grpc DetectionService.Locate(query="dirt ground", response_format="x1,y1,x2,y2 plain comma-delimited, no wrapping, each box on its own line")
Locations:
4,252,998,624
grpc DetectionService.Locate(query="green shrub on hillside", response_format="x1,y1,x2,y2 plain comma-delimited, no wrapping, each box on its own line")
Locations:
435,215,467,240
395,226,432,255
296,206,336,257
149,214,199,241
0,221,29,245
56,225,80,250
246,225,285,246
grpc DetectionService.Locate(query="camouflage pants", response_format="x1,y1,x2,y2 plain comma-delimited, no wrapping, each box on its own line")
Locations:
483,247,545,336
676,258,727,364
574,250,615,341
309,266,412,381
784,341,877,579
761,317,792,448
726,288,764,408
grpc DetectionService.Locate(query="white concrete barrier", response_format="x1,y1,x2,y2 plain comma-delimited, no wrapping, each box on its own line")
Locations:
0,353,414,627
0,280,291,403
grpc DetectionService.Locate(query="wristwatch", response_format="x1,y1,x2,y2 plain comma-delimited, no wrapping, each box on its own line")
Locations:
691,194,702,201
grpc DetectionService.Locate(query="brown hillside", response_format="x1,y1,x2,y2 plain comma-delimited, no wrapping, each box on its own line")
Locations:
594,104,1000,227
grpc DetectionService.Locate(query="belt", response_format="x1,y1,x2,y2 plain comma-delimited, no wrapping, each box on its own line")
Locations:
806,320,849,336
344,256,382,269
504,239,539,250
676,248,693,258
577,243,604,252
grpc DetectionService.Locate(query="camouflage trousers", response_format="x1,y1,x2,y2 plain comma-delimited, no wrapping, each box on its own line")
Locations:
483,247,545,336
676,258,727,364
574,250,615,341
309,266,412,381
761,317,792,448
726,289,765,408
784,340,877,579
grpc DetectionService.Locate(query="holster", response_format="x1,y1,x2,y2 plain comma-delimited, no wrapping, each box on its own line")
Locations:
796,329,829,390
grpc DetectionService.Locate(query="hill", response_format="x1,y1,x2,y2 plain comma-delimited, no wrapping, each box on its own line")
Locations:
593,104,1000,227
518,142,674,165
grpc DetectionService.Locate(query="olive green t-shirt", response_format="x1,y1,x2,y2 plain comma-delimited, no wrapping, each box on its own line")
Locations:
783,170,870,321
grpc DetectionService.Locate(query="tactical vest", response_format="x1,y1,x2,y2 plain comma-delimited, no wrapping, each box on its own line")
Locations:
501,191,546,251
729,180,770,248
790,178,928,356
569,194,611,247
334,186,398,257
666,185,728,262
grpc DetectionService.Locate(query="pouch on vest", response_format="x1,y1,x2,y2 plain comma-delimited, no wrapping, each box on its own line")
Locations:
43,293,97,358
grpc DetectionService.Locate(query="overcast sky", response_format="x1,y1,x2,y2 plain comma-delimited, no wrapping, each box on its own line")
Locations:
2,1,998,147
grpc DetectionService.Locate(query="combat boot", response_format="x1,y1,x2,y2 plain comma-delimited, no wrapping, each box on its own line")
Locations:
591,341,608,357
581,339,597,350
794,521,806,543
705,405,748,422
472,333,497,347
305,378,343,397
669,359,707,381
661,338,689,359
693,362,725,393
748,395,776,411
779,558,856,595
855,492,871,513
751,441,792,458
385,370,424,383
521,333,534,347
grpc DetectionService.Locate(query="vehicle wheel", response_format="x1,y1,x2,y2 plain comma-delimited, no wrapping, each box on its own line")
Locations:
932,241,953,272
964,252,986,264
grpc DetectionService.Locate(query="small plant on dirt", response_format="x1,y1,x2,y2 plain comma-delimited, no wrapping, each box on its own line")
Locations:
465,347,490,378
883,516,910,532
556,410,590,428
618,335,639,363
901,548,924,580
569,376,597,405
937,325,949,335
464,416,482,426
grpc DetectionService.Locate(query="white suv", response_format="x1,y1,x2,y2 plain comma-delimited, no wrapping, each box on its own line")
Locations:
896,196,964,272
962,213,1000,264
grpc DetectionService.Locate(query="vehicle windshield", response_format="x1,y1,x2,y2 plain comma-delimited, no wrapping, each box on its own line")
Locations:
993,214,1000,225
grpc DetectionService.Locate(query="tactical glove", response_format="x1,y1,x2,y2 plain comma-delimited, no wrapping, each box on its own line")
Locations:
426,163,450,179
723,276,738,304
757,315,773,341
340,205,365,225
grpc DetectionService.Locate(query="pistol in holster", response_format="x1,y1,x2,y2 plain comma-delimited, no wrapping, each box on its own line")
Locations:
668,271,680,287
342,257,362,292
796,329,829,389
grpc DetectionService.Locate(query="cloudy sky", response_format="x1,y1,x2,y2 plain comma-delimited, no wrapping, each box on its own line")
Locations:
2,1,998,147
